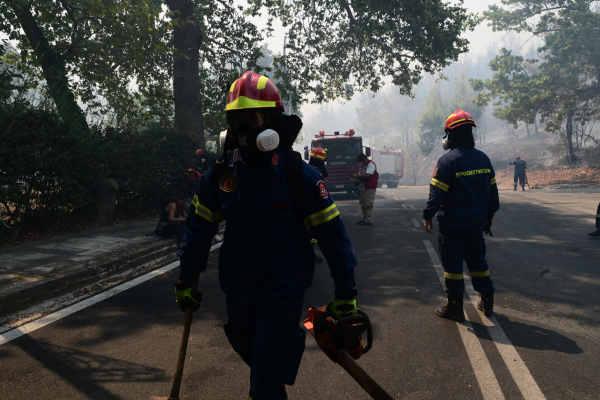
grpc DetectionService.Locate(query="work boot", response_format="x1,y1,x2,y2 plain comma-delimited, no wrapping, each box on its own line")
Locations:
359,221,373,226
589,230,600,238
521,185,525,191
356,220,364,224
513,187,517,191
477,290,495,317
435,294,465,322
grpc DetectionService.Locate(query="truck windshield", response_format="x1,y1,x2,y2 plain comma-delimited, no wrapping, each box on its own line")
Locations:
313,140,361,161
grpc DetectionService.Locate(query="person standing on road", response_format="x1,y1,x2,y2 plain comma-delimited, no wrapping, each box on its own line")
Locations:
352,153,378,226
510,156,527,191
423,110,500,322
589,202,600,238
174,71,358,400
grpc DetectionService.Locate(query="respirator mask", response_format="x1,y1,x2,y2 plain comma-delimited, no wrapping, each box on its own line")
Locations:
442,130,450,150
221,110,280,164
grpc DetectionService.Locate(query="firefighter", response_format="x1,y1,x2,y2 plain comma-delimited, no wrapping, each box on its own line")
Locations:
510,156,527,191
351,153,378,226
423,110,500,322
175,71,358,400
308,146,328,177
589,202,600,238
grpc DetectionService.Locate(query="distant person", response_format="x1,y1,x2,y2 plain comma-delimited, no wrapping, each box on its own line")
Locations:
589,202,600,238
510,156,527,191
148,194,188,243
423,110,499,321
308,146,328,177
351,153,378,226
182,167,202,197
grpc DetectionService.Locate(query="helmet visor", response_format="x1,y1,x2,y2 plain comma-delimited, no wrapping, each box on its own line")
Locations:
227,110,268,133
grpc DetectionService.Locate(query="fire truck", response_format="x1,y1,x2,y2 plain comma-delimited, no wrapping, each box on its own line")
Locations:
304,129,370,194
371,147,404,188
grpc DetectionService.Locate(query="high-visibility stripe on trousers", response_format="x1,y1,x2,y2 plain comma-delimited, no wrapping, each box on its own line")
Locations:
437,223,495,295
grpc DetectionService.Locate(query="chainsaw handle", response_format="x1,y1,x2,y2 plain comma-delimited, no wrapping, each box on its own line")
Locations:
357,308,373,354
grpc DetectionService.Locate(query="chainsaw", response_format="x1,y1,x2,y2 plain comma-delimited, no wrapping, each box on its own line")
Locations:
304,305,394,400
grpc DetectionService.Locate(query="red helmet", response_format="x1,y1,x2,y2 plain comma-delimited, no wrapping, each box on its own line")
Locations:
445,109,476,131
310,147,327,161
349,129,355,134
226,71,284,112
516,156,521,160
195,149,205,158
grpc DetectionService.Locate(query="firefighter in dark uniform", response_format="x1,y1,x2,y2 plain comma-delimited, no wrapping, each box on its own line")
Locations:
174,71,358,400
423,110,500,322
510,156,527,191
308,146,328,177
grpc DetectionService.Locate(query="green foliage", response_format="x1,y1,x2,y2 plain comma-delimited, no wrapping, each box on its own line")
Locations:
249,0,479,104
417,82,447,155
476,0,600,161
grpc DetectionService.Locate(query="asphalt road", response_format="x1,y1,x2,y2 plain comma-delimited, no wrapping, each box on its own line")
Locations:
1,187,599,400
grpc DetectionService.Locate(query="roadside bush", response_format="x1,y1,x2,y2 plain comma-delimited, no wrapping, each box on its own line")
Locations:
0,103,192,244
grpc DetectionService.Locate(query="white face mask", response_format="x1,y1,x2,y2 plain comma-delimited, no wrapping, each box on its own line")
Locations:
255,129,280,151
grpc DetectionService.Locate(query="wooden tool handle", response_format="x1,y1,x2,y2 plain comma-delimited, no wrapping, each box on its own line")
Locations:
169,273,200,399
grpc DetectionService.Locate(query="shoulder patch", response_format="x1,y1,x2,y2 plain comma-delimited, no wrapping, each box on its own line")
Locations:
271,153,279,166
220,173,238,192
433,167,438,178
316,179,329,200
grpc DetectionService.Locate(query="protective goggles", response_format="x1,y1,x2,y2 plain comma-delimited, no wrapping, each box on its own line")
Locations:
226,110,268,132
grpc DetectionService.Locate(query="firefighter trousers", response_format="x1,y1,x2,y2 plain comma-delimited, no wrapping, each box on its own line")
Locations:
514,172,525,188
223,293,306,400
359,189,376,222
596,202,600,231
437,223,495,296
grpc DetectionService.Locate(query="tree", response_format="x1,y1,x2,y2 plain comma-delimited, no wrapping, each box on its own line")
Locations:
417,82,447,155
249,0,479,103
478,0,600,161
0,0,173,132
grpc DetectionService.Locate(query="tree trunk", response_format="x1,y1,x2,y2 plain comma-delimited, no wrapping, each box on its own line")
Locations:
566,111,576,161
525,124,530,137
92,179,119,226
165,0,204,158
412,162,417,186
9,2,89,135
534,114,539,135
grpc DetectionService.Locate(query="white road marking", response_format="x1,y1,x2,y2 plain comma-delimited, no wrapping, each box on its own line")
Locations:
402,205,408,209
0,243,223,346
412,219,421,228
423,240,505,400
463,275,547,400
408,205,416,210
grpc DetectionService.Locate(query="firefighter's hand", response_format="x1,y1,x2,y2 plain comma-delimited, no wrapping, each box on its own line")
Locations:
424,220,434,233
351,173,358,179
327,298,357,320
174,280,202,313
484,221,493,236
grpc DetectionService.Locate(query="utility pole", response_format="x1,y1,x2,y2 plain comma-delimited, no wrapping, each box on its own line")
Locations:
283,35,292,114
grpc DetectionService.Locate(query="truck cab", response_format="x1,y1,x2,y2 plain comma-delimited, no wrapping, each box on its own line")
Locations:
371,147,404,188
304,130,370,194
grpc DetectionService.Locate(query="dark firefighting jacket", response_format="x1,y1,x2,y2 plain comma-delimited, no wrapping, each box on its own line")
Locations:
510,160,527,174
423,146,500,230
177,147,357,299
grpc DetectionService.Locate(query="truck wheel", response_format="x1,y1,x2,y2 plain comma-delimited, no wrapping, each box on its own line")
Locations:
387,182,398,189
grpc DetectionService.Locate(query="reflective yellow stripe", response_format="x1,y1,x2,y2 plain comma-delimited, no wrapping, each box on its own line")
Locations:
310,238,318,244
305,203,340,228
229,81,236,92
192,195,224,223
448,118,474,127
596,214,600,217
469,270,490,278
444,272,464,280
256,76,269,90
491,177,496,185
430,178,449,192
310,152,326,160
225,96,276,111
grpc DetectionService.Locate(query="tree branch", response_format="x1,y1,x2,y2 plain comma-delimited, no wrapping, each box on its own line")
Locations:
341,1,414,63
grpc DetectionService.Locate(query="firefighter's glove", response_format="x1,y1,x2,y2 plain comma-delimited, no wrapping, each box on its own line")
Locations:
174,280,202,313
327,298,357,320
484,221,493,236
